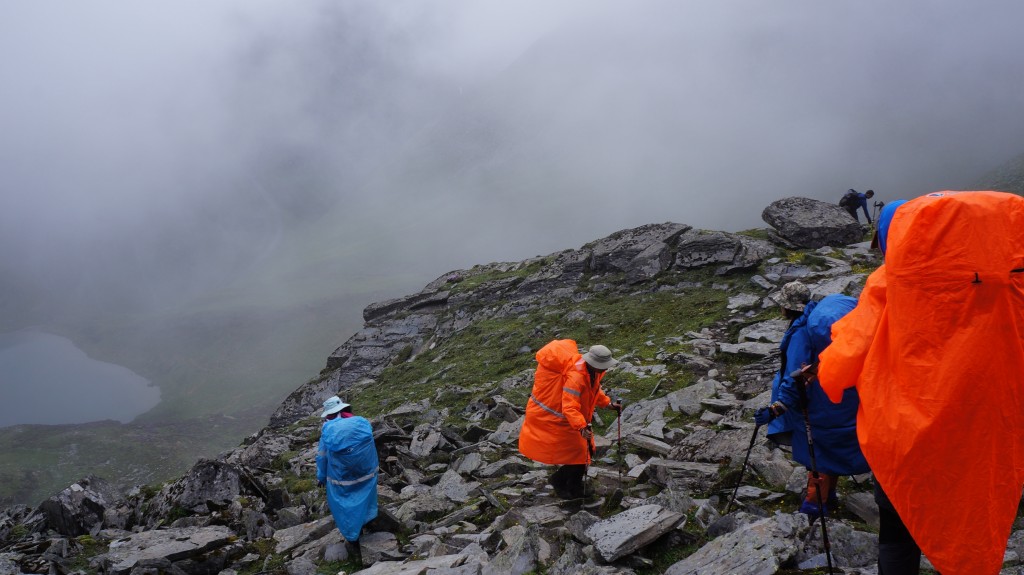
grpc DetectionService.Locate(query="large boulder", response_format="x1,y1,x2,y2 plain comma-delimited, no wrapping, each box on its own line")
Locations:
672,230,776,274
145,460,253,522
37,475,123,536
586,222,691,283
761,197,864,248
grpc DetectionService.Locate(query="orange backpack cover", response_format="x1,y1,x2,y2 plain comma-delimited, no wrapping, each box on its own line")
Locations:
819,191,1024,575
519,339,610,465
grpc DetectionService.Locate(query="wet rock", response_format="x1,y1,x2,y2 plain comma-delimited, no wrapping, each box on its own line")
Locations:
665,381,719,416
737,319,788,344
37,475,122,536
351,554,466,575
587,222,690,283
761,197,864,249
487,417,523,446
718,342,776,358
476,458,530,479
484,524,540,575
433,471,480,504
664,513,809,575
272,517,335,555
845,491,880,530
623,435,672,457
644,459,720,492
99,525,235,575
584,504,685,562
360,532,400,566
285,556,317,575
291,529,344,564
0,554,21,575
394,495,455,524
727,294,761,311
409,424,445,458
146,460,250,521
672,230,774,274
800,521,877,568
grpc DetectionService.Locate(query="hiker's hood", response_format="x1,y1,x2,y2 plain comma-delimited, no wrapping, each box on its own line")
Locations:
871,199,906,255
819,191,1024,575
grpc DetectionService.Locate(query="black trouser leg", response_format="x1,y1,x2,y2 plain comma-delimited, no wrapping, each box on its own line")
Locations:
875,480,922,575
551,464,586,499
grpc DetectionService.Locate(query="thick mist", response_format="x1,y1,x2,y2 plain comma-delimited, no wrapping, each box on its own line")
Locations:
2,0,1024,423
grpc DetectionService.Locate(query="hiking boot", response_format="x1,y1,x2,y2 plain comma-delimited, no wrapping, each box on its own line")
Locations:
799,498,830,517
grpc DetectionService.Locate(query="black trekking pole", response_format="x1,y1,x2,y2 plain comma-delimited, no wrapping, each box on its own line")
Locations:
724,421,761,514
582,425,595,501
611,394,624,488
792,365,835,575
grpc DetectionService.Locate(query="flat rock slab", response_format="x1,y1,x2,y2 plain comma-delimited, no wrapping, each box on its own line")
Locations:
664,513,808,575
274,516,336,554
351,554,466,575
102,525,235,575
718,342,777,358
509,505,569,527
584,504,685,562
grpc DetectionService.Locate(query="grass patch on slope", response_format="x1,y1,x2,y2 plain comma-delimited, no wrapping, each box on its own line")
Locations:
358,274,739,421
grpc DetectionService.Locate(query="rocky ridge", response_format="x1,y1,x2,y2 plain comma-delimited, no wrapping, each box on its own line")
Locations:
5,197,1023,575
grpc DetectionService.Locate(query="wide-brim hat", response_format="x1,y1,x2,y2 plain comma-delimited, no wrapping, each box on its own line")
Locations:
582,345,618,370
321,395,350,418
776,281,811,312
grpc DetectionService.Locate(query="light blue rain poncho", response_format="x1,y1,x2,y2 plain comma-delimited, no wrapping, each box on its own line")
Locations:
316,415,379,541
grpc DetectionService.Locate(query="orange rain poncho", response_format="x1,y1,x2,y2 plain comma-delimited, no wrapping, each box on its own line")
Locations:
819,191,1024,575
519,339,612,465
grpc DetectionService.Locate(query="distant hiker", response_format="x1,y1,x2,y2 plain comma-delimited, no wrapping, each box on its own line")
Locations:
839,188,875,224
518,340,622,500
818,191,1024,575
755,282,869,516
316,396,378,554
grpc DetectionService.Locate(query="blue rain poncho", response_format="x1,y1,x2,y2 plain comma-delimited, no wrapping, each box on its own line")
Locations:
765,307,811,445
773,294,869,476
316,415,379,541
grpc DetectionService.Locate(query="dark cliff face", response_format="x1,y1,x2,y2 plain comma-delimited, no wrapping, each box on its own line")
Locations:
2,214,901,574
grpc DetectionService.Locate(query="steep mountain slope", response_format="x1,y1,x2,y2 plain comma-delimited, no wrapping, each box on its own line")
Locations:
5,211,940,574
973,151,1024,196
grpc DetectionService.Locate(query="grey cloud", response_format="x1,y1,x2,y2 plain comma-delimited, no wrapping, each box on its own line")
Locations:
2,0,1024,316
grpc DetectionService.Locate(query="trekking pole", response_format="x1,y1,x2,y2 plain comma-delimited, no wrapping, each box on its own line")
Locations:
616,407,623,487
582,425,595,501
792,365,835,575
611,394,624,488
724,421,761,514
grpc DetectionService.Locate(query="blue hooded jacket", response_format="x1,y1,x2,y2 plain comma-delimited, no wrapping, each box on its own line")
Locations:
316,416,379,541
765,303,813,445
770,294,870,476
875,199,906,255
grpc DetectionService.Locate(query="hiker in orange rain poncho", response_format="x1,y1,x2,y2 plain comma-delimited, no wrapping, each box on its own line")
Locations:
519,340,622,500
818,191,1024,575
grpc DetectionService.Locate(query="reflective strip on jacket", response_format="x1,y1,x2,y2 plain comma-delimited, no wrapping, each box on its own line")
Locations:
819,191,1024,575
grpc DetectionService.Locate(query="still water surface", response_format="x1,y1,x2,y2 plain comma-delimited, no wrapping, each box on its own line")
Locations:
0,330,160,427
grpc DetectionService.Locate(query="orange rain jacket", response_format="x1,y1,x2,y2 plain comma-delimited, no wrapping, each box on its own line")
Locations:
819,191,1024,575
519,339,612,465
